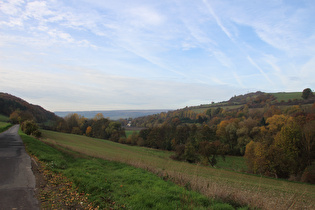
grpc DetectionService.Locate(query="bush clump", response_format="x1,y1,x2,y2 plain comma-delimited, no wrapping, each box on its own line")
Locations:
21,120,41,138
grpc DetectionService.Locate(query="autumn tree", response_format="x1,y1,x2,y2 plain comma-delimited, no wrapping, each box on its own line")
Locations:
91,118,110,139
56,118,69,133
265,114,288,137
9,110,34,124
94,113,105,120
86,126,92,137
216,119,239,154
64,113,84,134
236,118,258,155
271,118,303,178
301,120,315,167
244,141,268,174
184,141,199,163
199,140,227,167
245,117,313,179
263,105,281,118
9,110,21,124
106,121,124,142
196,124,215,143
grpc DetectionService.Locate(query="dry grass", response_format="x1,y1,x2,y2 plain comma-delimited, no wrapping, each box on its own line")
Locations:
41,130,315,209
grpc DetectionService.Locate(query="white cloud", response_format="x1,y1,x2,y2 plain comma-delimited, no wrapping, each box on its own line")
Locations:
24,1,53,20
0,0,24,15
128,6,165,27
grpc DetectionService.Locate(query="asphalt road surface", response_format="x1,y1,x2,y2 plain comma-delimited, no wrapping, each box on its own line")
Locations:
0,125,39,210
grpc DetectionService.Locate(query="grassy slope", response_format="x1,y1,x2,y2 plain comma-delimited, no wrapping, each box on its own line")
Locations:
0,122,12,133
0,122,10,127
190,92,303,114
0,115,11,133
21,132,239,210
125,130,140,138
41,130,315,209
0,114,9,122
271,92,302,102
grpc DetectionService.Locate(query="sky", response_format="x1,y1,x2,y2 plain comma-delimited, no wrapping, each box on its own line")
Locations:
1,0,315,112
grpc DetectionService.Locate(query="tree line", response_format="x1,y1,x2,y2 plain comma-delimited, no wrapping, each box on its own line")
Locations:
54,113,125,142
8,108,125,142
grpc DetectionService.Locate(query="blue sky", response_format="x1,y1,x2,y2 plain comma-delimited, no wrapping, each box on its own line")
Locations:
1,0,314,111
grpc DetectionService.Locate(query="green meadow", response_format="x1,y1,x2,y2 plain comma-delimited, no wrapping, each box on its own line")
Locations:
125,129,140,138
0,121,11,133
21,131,245,209
39,130,314,209
271,92,302,102
0,122,9,127
0,114,9,123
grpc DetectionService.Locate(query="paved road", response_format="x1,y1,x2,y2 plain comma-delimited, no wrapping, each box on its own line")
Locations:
0,125,39,210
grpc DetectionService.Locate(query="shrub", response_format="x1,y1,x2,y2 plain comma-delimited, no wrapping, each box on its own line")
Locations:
184,142,199,163
301,165,315,184
21,120,41,137
170,144,186,161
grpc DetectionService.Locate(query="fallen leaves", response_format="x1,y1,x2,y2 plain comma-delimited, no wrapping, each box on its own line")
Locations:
32,155,96,209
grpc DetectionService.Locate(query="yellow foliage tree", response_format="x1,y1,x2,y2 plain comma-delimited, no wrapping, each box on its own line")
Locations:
86,126,92,136
245,140,268,174
266,114,288,135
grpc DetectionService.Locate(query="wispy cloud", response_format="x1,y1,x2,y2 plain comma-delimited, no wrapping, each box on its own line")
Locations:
202,0,233,41
247,56,273,85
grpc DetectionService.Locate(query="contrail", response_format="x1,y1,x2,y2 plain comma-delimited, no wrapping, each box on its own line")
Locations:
202,0,233,41
247,56,273,84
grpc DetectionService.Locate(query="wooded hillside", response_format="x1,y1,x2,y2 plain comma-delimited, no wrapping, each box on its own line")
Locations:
121,90,315,182
0,92,60,123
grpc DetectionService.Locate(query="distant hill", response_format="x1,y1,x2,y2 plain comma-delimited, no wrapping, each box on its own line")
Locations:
55,109,171,120
188,91,311,113
0,92,60,123
131,90,315,127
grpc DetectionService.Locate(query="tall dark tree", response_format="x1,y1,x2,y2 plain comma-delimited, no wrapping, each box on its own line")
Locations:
302,88,313,100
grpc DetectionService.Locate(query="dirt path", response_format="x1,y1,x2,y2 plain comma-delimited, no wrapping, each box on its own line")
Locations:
0,125,39,209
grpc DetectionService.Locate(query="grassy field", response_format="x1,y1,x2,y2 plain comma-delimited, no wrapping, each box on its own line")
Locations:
0,122,9,127
125,130,140,138
41,130,315,209
190,92,304,114
216,156,247,172
0,122,12,133
21,132,243,209
0,114,12,132
271,92,302,102
0,114,9,122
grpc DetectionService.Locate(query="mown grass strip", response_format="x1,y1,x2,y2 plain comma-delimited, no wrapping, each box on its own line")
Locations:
40,129,315,210
21,132,243,209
